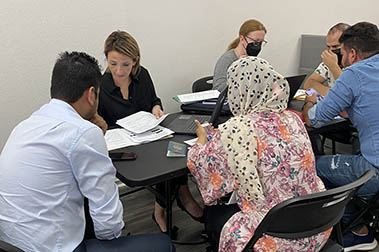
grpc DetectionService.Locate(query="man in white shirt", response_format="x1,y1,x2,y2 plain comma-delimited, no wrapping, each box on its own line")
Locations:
304,23,350,97
0,52,175,252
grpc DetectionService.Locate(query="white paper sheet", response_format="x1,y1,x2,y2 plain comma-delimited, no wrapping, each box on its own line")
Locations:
173,90,220,104
116,111,169,134
126,126,174,144
104,126,174,151
184,137,198,146
104,128,137,151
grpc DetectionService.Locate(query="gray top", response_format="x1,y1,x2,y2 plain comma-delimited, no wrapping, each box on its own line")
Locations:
212,49,238,91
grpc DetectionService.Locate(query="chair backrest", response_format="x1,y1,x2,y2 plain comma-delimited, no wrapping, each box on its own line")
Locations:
192,76,213,93
209,86,228,128
242,170,375,252
299,34,326,76
0,240,24,252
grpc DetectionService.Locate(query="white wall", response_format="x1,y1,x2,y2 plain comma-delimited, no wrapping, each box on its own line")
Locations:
1,0,378,150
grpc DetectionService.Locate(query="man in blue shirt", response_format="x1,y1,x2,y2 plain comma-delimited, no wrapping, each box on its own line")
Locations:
303,22,379,252
0,52,175,252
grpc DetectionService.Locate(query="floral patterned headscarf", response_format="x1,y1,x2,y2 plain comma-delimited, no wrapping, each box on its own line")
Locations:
219,56,289,202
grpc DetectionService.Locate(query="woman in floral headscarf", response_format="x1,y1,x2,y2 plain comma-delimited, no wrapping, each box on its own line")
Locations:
187,57,330,252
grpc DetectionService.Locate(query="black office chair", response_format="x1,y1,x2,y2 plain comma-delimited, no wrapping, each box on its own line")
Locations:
241,170,375,252
321,123,357,155
343,191,379,234
192,76,213,93
0,240,24,252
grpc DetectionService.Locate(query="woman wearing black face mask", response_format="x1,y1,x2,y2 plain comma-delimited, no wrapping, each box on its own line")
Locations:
212,19,267,91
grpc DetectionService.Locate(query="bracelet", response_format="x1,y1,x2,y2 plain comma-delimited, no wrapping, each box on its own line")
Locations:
302,100,316,110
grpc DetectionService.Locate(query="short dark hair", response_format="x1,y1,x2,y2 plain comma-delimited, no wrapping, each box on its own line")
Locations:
50,51,102,103
339,22,379,58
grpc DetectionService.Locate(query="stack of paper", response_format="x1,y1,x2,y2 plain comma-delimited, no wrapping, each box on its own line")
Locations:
105,126,174,151
116,111,169,134
173,90,220,104
105,111,173,151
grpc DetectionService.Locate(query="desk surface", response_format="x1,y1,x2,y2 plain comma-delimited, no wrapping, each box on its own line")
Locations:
114,106,348,188
115,134,193,187
115,114,195,187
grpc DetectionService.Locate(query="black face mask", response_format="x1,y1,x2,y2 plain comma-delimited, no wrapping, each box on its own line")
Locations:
332,48,343,66
246,42,262,57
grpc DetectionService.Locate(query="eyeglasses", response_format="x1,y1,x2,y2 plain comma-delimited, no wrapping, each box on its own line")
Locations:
245,36,268,47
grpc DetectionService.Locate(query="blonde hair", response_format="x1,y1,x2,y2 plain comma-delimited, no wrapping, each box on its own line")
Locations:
104,30,141,76
227,19,267,51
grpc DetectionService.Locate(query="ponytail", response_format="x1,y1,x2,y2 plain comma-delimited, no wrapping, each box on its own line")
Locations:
227,38,240,51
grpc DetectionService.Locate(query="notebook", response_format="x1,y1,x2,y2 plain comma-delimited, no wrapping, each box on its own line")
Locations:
167,87,228,135
285,74,307,105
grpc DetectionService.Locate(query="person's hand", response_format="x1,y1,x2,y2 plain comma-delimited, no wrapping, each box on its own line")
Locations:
152,105,164,118
239,53,248,59
195,120,208,145
321,50,339,70
305,93,317,104
90,113,108,135
339,110,349,118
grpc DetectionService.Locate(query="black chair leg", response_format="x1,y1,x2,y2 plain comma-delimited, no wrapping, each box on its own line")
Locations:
335,222,344,246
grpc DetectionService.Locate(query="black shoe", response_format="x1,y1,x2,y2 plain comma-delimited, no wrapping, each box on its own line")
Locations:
176,197,205,223
152,212,179,240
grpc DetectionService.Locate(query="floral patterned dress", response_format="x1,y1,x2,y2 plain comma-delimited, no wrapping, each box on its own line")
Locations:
187,110,331,252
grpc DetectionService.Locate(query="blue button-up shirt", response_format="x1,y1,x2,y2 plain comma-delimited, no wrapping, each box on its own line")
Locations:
0,99,124,252
308,54,379,167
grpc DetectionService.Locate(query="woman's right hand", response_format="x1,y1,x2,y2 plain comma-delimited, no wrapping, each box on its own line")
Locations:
194,120,208,145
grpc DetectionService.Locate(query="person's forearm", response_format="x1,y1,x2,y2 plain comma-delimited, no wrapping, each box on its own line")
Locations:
303,79,330,97
302,101,316,127
328,65,343,80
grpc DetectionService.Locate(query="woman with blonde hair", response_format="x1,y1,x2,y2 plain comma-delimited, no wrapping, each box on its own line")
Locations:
98,30,203,238
189,57,330,251
98,30,163,124
213,19,267,91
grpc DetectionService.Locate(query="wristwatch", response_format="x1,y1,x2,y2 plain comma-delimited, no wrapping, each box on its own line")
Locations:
302,100,317,110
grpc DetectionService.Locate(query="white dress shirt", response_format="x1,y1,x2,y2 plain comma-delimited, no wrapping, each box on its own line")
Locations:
0,99,124,252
